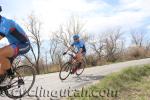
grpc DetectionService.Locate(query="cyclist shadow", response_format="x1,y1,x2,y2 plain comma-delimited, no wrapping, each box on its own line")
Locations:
63,74,105,83
75,74,105,82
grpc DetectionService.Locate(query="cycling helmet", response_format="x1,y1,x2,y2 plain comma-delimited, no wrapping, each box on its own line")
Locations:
73,34,79,39
0,6,2,12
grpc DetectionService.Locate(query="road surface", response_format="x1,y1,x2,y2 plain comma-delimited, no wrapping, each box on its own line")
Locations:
1,58,150,100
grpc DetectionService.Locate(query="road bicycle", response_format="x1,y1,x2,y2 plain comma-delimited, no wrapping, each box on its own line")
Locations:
0,55,36,99
59,51,86,80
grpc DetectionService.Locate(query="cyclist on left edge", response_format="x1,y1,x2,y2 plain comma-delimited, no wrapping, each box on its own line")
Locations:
0,6,31,86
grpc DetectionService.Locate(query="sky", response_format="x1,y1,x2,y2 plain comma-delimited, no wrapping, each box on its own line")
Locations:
0,0,150,41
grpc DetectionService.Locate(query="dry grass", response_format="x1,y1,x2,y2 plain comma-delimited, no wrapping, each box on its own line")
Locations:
68,64,150,100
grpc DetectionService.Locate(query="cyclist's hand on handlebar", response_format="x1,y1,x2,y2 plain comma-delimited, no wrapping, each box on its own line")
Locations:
63,52,67,55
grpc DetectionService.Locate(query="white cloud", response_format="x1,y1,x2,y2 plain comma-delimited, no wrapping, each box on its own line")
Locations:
146,25,150,30
2,0,150,40
31,0,111,39
86,0,150,33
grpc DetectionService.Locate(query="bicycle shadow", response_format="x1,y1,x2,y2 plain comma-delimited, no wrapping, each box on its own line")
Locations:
75,74,105,82
62,74,105,83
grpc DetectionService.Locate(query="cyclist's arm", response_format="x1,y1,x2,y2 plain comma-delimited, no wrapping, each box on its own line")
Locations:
65,42,75,52
9,20,28,43
0,33,5,40
66,46,74,52
0,36,4,40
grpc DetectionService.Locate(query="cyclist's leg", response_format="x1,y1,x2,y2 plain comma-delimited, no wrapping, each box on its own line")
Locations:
0,45,15,75
77,54,82,62
0,43,30,85
76,52,85,62
7,44,30,75
0,45,15,83
76,52,86,67
75,52,83,68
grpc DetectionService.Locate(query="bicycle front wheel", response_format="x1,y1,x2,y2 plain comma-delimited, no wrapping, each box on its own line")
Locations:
5,65,36,99
59,62,71,80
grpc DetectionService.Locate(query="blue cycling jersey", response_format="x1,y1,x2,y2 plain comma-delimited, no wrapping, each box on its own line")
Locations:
71,40,86,53
0,16,29,44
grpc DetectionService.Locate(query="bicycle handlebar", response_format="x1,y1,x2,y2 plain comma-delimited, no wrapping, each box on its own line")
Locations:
63,48,77,55
70,48,78,54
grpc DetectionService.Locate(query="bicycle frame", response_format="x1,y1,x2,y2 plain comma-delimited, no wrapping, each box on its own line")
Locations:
59,51,86,80
13,56,21,67
68,53,77,64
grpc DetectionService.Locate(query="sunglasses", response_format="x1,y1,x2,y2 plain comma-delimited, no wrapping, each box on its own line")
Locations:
74,38,79,40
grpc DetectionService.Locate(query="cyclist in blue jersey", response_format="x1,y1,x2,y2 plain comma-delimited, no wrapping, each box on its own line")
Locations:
63,34,86,70
0,6,30,86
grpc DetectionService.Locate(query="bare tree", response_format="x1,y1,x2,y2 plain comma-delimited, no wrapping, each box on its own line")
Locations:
145,40,150,51
104,29,124,62
89,35,105,60
24,14,42,74
44,51,49,73
54,16,87,48
129,31,150,58
49,37,59,64
48,16,88,67
131,31,146,47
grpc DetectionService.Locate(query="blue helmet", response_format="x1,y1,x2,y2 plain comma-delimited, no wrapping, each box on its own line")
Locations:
73,34,79,39
0,6,2,12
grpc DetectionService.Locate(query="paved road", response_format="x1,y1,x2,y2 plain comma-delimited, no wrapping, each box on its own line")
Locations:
1,58,150,100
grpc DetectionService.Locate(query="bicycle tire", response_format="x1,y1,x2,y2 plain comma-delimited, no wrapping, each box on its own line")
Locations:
59,62,71,80
76,59,86,76
5,65,36,99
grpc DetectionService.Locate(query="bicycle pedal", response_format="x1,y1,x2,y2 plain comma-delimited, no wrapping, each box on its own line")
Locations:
70,70,74,74
7,74,15,79
70,69,74,74
18,79,24,85
0,90,5,96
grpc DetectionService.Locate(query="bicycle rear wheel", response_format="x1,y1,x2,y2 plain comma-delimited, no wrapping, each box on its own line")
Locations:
76,59,86,76
59,62,71,80
5,65,35,99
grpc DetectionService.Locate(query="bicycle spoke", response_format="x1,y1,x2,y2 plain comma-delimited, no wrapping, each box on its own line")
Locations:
76,59,86,76
59,63,71,80
5,65,35,99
